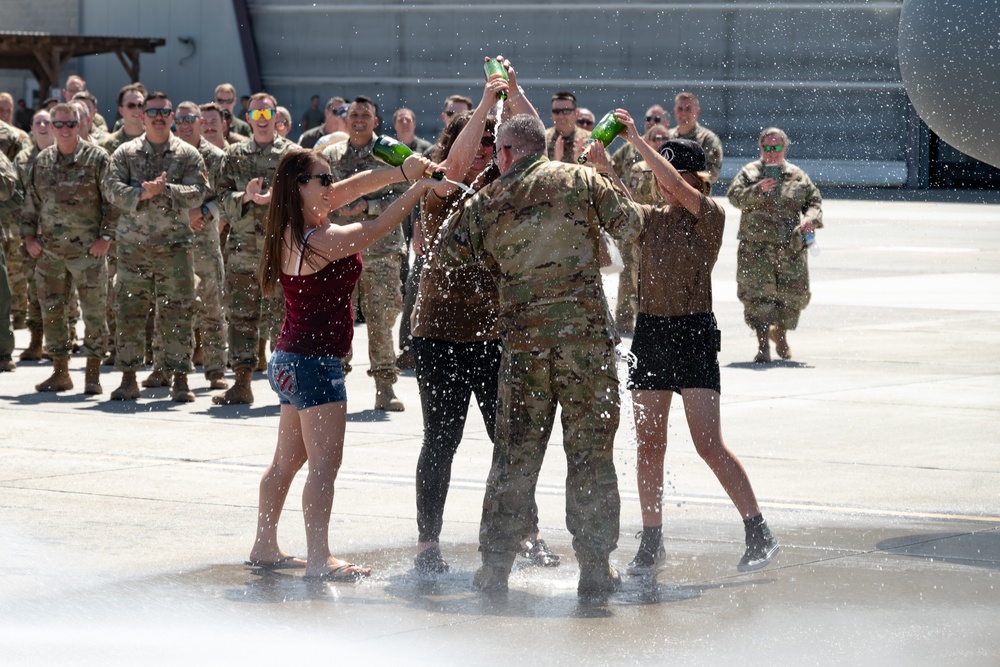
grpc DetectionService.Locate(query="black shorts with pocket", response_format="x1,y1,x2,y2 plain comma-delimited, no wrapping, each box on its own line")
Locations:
627,311,721,394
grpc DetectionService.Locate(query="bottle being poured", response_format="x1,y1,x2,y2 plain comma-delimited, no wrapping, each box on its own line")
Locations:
577,111,626,164
370,135,476,192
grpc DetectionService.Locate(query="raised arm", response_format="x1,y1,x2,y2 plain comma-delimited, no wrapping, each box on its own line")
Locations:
327,154,438,211
496,56,540,120
615,108,702,216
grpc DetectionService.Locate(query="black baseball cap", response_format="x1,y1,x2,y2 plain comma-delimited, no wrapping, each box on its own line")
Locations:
658,138,706,173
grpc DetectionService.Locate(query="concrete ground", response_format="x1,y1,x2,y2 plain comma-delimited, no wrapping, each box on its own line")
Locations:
1,195,998,666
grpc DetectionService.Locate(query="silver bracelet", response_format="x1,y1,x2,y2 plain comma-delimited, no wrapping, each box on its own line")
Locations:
508,86,525,103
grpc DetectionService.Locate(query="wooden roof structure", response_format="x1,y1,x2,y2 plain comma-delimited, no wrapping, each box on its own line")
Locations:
0,32,165,94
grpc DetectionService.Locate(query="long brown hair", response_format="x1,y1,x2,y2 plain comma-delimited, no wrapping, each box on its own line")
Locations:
258,149,330,296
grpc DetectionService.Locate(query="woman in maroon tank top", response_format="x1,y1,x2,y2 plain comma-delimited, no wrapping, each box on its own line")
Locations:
245,148,439,581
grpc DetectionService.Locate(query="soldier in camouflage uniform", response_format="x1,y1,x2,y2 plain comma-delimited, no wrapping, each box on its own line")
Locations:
0,150,18,371
213,92,295,404
102,92,208,402
15,110,56,361
1,118,30,330
323,96,409,411
615,125,673,334
727,127,822,362
438,114,643,598
545,91,591,164
98,83,147,367
667,92,724,185
143,101,230,391
22,104,112,394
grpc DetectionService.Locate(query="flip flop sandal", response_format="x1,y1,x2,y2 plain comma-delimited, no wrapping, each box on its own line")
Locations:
244,555,307,570
303,563,372,582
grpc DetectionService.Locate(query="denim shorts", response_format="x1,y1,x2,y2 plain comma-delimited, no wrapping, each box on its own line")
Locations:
267,350,347,410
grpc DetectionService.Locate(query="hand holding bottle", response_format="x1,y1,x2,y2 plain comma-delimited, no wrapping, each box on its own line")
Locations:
401,154,439,182
479,75,509,108
613,109,641,144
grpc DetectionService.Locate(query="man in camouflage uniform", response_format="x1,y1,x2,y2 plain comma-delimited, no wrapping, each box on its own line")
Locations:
62,75,109,134
214,92,295,404
545,91,591,164
439,114,642,598
610,104,668,178
15,109,56,361
668,92,723,184
0,150,19,371
214,84,252,140
22,103,112,394
102,92,208,402
1,116,30,330
98,83,146,366
323,96,409,411
727,127,822,362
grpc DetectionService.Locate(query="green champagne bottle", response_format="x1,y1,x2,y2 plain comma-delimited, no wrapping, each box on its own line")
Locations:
483,58,509,100
578,111,626,163
372,135,443,179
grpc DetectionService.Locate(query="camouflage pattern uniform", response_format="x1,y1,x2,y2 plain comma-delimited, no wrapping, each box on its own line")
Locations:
545,126,591,164
439,153,642,573
148,137,229,377
22,141,112,359
216,135,295,372
1,121,30,327
727,159,823,331
610,141,642,180
323,137,407,383
103,135,208,372
14,145,43,335
0,151,18,363
668,123,724,184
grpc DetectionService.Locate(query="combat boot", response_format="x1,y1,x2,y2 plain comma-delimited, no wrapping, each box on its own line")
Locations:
83,358,103,395
213,368,254,405
110,371,140,401
0,357,15,372
206,369,228,390
35,356,73,392
577,561,622,599
770,325,792,360
754,325,771,364
374,377,404,412
19,327,44,361
255,338,268,372
142,367,171,388
170,372,195,403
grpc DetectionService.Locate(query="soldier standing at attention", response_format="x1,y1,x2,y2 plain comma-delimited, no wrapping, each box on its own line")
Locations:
545,91,590,163
668,92,724,184
214,92,296,405
439,113,642,599
323,96,409,412
0,151,18,372
103,92,208,402
22,103,112,394
15,110,55,362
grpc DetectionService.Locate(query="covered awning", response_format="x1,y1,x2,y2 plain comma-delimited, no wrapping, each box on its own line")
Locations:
0,32,166,94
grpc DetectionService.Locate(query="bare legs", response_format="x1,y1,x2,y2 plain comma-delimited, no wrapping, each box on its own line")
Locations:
632,388,761,526
249,401,367,577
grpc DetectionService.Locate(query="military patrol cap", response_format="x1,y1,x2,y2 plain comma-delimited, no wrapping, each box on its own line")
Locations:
658,138,706,173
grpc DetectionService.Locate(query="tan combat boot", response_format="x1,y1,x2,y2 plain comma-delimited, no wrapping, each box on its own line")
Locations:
212,368,254,405
84,358,103,395
35,356,73,392
255,338,268,372
110,371,140,401
170,372,195,403
19,327,44,361
770,325,792,360
206,369,228,390
374,377,404,412
754,326,771,364
142,367,171,388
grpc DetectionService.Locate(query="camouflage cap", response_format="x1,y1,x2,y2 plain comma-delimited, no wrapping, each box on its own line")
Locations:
658,138,706,173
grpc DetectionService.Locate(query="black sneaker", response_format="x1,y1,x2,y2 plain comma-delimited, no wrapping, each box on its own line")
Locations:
521,538,561,567
626,541,666,576
738,522,779,572
414,546,449,574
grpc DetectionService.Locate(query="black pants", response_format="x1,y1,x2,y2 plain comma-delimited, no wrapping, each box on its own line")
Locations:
414,336,538,543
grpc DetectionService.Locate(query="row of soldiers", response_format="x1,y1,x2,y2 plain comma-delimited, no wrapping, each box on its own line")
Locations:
0,74,724,410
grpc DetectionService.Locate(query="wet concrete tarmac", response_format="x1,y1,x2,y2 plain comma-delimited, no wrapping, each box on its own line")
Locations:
1,196,998,665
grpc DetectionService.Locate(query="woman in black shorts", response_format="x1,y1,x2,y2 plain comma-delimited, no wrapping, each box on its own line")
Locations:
610,109,779,575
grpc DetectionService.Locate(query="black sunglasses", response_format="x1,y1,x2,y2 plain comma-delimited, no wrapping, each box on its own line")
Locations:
646,115,662,123
577,119,595,128
298,173,336,187
52,120,79,129
144,108,173,118
480,136,495,147
551,108,575,115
